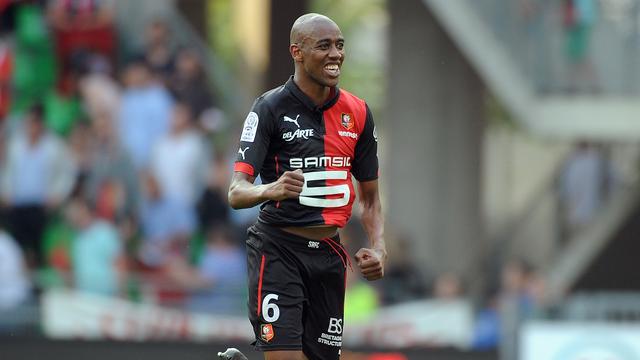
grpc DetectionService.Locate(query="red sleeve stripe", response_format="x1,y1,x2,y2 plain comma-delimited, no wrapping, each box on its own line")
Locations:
234,162,255,176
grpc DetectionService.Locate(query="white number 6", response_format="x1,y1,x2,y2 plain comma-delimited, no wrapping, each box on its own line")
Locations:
262,293,280,322
299,171,350,208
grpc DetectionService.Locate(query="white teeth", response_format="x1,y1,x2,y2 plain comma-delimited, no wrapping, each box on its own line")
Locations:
325,64,339,70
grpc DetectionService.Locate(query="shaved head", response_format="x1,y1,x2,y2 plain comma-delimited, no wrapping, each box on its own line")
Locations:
290,13,339,45
289,12,345,101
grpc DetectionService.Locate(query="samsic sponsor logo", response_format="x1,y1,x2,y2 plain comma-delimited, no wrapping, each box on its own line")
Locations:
290,156,351,168
283,128,314,142
338,130,358,139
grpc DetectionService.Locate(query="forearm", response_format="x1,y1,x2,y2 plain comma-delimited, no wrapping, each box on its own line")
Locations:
228,179,272,209
360,197,385,252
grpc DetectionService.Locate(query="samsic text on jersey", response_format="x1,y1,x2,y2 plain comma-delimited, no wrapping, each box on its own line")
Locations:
234,77,378,228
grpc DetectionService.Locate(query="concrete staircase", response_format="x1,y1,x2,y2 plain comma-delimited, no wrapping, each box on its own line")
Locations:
423,0,640,140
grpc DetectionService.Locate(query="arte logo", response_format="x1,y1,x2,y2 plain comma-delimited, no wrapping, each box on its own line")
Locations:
261,324,274,342
283,128,314,142
341,113,354,130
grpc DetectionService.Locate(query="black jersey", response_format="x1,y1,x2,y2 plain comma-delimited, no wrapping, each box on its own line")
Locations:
234,77,378,228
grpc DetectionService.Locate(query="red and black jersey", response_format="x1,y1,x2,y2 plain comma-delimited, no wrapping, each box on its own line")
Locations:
234,77,378,228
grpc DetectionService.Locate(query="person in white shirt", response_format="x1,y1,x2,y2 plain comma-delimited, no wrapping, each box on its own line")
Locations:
1,105,76,267
0,230,31,310
150,102,209,207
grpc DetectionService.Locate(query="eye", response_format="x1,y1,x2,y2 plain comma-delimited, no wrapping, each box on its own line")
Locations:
336,42,344,50
317,43,330,50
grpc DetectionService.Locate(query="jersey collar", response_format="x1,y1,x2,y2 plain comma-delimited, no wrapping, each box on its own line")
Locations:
285,76,340,112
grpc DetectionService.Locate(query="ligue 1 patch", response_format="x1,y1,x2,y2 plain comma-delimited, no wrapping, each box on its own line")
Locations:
341,113,354,130
240,112,259,142
261,323,274,342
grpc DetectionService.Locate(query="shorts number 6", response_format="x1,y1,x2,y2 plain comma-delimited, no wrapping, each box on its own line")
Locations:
262,293,280,322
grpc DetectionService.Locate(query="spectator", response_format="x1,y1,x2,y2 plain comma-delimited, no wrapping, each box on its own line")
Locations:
1,104,76,267
471,290,500,351
0,229,31,310
117,58,173,170
85,110,139,223
433,272,465,301
67,120,92,195
559,141,614,235
498,258,536,360
169,225,246,315
78,69,120,120
197,153,230,231
47,0,116,88
378,232,427,305
0,38,11,120
150,102,208,207
563,0,599,92
137,173,196,269
0,0,17,35
65,196,125,296
140,19,175,82
169,47,218,123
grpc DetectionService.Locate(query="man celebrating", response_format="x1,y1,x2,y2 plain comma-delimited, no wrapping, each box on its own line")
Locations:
224,13,386,360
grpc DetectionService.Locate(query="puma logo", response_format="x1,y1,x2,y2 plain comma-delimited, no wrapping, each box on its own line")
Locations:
283,114,301,128
238,147,249,160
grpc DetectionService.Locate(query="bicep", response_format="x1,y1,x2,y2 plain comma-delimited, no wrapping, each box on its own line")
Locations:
358,179,380,206
234,100,275,177
352,104,379,182
230,171,257,188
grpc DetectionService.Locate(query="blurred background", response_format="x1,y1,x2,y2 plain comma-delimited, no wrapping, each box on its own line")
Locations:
1,0,640,359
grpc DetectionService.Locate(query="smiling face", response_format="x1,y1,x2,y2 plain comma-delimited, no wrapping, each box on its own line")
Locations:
291,15,345,89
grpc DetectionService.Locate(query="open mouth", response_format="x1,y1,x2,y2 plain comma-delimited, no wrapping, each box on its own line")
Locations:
324,64,340,77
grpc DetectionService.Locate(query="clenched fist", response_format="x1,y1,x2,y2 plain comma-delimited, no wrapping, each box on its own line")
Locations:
265,169,305,201
354,247,387,281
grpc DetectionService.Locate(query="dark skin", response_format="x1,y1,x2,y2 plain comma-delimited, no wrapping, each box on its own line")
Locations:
227,13,386,360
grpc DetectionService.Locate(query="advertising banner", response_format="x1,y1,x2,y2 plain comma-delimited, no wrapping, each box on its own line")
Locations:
43,290,473,348
521,321,640,360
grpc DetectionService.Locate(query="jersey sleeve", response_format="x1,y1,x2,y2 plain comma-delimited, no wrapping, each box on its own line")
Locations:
352,104,379,182
233,98,274,177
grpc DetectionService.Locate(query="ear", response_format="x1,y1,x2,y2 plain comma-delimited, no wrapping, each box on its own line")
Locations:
290,43,303,62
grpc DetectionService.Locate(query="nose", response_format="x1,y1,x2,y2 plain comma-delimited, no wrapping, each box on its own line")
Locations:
329,44,342,59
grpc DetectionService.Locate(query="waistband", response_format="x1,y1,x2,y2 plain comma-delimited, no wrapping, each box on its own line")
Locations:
251,222,352,270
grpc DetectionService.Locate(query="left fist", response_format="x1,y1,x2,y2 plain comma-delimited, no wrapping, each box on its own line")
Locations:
354,248,387,281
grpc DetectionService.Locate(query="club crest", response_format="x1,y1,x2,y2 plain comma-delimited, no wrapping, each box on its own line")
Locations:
341,113,354,130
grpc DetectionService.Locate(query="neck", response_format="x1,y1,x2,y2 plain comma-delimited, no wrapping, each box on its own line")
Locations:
293,73,331,106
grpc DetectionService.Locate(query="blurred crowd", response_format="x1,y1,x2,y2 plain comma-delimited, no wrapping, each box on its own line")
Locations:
0,0,250,316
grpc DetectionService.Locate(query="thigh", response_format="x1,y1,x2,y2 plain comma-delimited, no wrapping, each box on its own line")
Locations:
246,227,306,352
300,252,346,360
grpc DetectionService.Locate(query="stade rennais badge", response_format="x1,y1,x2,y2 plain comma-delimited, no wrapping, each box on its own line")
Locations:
261,324,275,342
341,113,354,130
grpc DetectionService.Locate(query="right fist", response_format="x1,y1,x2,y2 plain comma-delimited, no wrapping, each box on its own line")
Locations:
267,169,305,201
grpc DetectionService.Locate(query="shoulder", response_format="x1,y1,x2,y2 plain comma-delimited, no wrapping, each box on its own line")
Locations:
335,88,371,132
338,88,367,109
254,83,290,110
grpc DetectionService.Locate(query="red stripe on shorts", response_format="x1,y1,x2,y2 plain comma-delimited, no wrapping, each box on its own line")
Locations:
257,254,266,316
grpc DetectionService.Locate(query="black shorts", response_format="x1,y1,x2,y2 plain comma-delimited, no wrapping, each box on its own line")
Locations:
246,221,348,360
